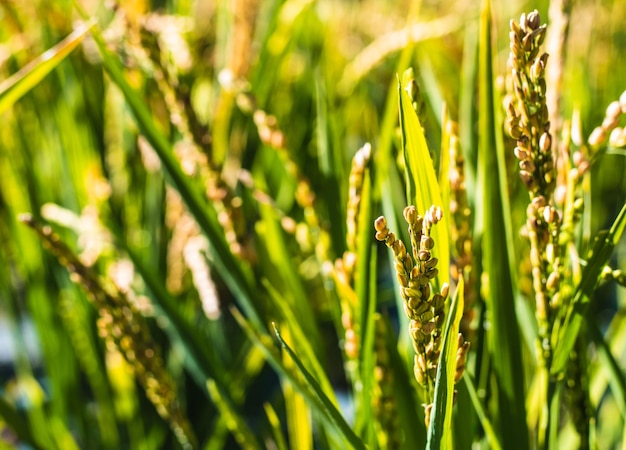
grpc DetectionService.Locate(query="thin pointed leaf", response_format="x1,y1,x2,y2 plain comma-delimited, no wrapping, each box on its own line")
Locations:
477,0,528,447
354,168,377,441
315,71,346,254
590,308,626,415
463,374,502,450
262,280,336,404
398,78,450,291
206,380,262,450
587,317,626,417
380,314,425,446
426,277,464,450
355,246,378,445
282,327,313,450
438,104,451,216
230,308,366,450
0,20,95,114
355,167,374,343
551,202,626,374
264,402,289,450
271,323,367,450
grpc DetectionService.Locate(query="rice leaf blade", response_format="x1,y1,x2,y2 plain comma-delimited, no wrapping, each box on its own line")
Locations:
426,277,464,450
230,308,366,450
590,326,626,416
551,202,626,374
477,0,528,446
463,374,502,450
206,379,262,450
0,20,95,114
271,323,367,450
398,80,450,290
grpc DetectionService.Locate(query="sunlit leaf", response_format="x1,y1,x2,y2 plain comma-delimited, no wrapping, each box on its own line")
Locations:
271,323,368,450
463,374,503,450
398,75,450,291
0,20,95,114
551,202,626,374
230,308,367,450
206,379,262,450
477,0,528,447
426,277,464,450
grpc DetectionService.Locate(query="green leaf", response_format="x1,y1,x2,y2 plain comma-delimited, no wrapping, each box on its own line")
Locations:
354,168,377,441
355,164,374,348
398,75,450,291
354,245,378,446
315,70,346,254
262,279,335,403
271,323,367,450
379,314,425,446
477,0,528,447
230,308,367,450
551,202,626,374
438,104,451,217
589,307,626,417
206,380,262,450
0,20,95,114
264,402,289,450
426,277,464,450
463,374,502,450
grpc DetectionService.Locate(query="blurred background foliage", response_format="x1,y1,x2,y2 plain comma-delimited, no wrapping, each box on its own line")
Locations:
0,0,625,449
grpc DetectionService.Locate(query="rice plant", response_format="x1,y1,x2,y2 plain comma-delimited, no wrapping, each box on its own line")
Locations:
1,0,625,449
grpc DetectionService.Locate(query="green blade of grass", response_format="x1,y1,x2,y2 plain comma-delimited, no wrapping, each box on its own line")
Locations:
379,314,425,446
477,0,528,447
353,166,376,442
231,307,366,450
462,374,502,450
206,380,262,450
438,104,451,216
0,20,95,114
426,277,464,450
59,291,119,447
282,329,313,450
354,245,378,446
264,402,289,450
315,71,346,255
262,279,335,404
551,202,626,374
202,416,230,450
398,78,450,291
271,322,367,450
590,308,626,417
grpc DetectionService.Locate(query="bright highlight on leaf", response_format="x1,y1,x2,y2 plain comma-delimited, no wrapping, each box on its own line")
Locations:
427,277,464,450
398,72,450,291
0,20,96,114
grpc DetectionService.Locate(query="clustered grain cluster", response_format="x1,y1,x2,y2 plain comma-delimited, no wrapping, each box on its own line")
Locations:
374,206,469,425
